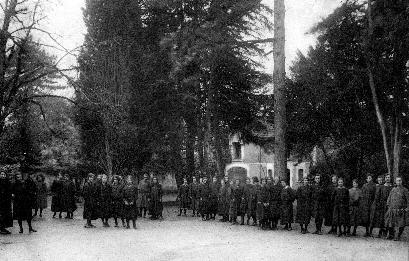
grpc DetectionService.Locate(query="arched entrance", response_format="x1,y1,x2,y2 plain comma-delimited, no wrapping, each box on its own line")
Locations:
227,167,247,182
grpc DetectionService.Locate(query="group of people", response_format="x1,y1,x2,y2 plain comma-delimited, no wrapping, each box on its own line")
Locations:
176,174,409,241
81,173,163,229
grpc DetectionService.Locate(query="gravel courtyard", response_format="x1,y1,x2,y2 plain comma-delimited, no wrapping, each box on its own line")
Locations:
1,204,408,261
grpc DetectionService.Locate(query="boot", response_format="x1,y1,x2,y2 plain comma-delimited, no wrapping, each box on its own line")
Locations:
53,212,56,218
177,209,182,216
132,220,136,229
126,220,130,229
240,216,245,225
184,209,187,216
114,218,119,227
122,219,126,228
192,210,196,217
246,217,250,225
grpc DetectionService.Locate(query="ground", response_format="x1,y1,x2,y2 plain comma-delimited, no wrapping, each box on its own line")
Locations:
1,201,408,261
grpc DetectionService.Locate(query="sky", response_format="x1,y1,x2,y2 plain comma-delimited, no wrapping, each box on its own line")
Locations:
40,0,343,83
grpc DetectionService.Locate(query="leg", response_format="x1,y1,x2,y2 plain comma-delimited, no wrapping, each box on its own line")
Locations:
337,226,342,236
126,219,130,229
18,219,23,233
114,218,118,227
59,211,62,218
132,219,136,229
178,209,182,216
40,208,43,217
28,218,36,233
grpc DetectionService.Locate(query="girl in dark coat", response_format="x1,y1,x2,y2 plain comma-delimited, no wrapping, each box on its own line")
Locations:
247,177,259,226
149,177,163,220
360,174,376,236
177,178,190,216
111,176,125,227
240,178,252,225
349,179,362,236
209,177,220,219
189,176,200,217
370,175,392,238
296,177,312,234
122,175,138,229
0,171,13,234
62,174,77,219
13,172,37,233
280,180,295,231
34,174,47,217
83,173,99,228
332,178,349,237
325,175,338,234
51,173,64,218
229,179,242,225
98,174,112,227
257,179,270,229
269,177,282,230
312,175,326,235
218,178,228,221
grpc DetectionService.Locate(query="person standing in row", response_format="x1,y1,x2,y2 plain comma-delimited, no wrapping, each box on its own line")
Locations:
269,177,282,230
280,180,295,231
177,178,190,216
332,177,349,237
296,177,312,234
209,177,220,220
326,175,338,234
312,175,326,235
111,175,125,227
190,176,200,217
149,177,163,220
34,174,47,218
247,177,259,226
370,174,392,238
122,175,138,229
229,179,242,225
63,174,77,219
83,173,99,228
51,173,64,218
0,171,12,234
240,177,251,225
360,174,376,237
137,173,150,218
199,176,211,221
218,178,229,222
257,178,269,229
385,176,409,241
348,179,362,236
13,172,37,234
99,174,112,227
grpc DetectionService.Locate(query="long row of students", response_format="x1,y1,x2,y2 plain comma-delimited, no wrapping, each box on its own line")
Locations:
177,174,409,241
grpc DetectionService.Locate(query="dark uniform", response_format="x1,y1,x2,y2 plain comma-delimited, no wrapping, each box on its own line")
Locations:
51,178,64,217
370,183,393,236
240,183,252,225
348,187,362,235
218,183,229,221
311,183,326,233
199,181,211,220
296,184,312,233
177,183,190,216
229,184,242,224
256,185,269,229
111,182,124,227
35,180,48,213
190,182,200,216
332,186,349,235
0,176,13,233
149,183,163,219
360,180,376,235
269,183,282,229
209,181,219,219
247,184,258,225
325,183,337,229
122,183,138,228
13,178,37,232
98,182,112,225
137,179,150,217
83,181,99,225
281,186,295,229
62,179,77,218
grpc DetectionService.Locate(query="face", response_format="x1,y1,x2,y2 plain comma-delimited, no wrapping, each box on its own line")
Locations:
338,179,344,187
235,179,240,186
0,172,6,179
153,178,158,184
144,175,148,180
395,177,402,186
229,180,234,186
65,175,69,180
183,178,187,184
353,181,358,188
303,178,309,185
127,176,133,184
224,176,229,182
314,176,320,184
16,173,22,181
192,177,196,183
97,175,102,180
367,176,372,183
220,179,225,185
113,178,118,184
377,176,383,184
385,175,391,183
88,175,94,182
261,179,266,185
102,175,108,183
267,178,272,184
58,173,63,180
213,177,217,183
274,177,279,184
246,178,250,185
281,181,286,187
332,176,338,184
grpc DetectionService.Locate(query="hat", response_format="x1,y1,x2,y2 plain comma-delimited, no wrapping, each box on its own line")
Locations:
252,177,259,183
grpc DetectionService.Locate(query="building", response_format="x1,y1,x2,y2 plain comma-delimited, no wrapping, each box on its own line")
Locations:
225,133,311,188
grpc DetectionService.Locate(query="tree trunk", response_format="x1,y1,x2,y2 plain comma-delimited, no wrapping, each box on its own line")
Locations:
104,124,113,177
273,0,287,180
392,117,402,178
185,119,196,177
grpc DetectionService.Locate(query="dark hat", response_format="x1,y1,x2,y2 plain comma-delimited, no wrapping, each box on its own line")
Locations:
252,177,259,183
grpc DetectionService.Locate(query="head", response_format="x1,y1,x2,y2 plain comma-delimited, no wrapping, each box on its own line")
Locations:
143,173,149,180
192,176,197,183
87,173,94,182
338,178,344,187
253,177,259,184
314,175,321,184
16,172,22,181
213,177,217,183
266,177,272,184
281,180,287,187
331,175,338,184
126,175,133,184
0,171,6,180
183,178,188,185
385,174,391,184
224,176,229,182
101,174,108,184
220,179,225,186
303,177,309,186
377,175,384,185
97,174,102,181
395,176,403,186
261,178,266,186
366,174,373,183
153,177,158,184
235,179,240,186
246,177,251,185
352,179,358,188
57,172,63,180
203,177,208,184
113,176,119,185
229,180,234,186
64,174,70,181
273,176,280,185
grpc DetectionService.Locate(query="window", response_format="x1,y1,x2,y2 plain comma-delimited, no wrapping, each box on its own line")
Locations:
268,169,273,178
298,169,304,182
233,142,242,160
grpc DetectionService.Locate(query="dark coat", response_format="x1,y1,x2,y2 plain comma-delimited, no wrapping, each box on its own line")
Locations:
311,183,326,222
51,179,64,212
296,185,312,224
209,182,220,214
111,183,124,218
240,184,252,215
332,187,349,226
370,184,393,228
385,186,409,227
98,183,112,218
218,184,229,215
269,184,282,220
349,188,362,226
62,180,77,213
247,184,258,217
122,184,138,219
82,181,99,220
149,183,163,217
13,179,36,220
137,179,150,209
280,186,295,224
0,178,13,228
324,183,337,226
198,182,211,214
359,181,376,225
178,184,191,209
229,185,242,218
36,181,48,209
189,182,200,211
256,185,270,221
